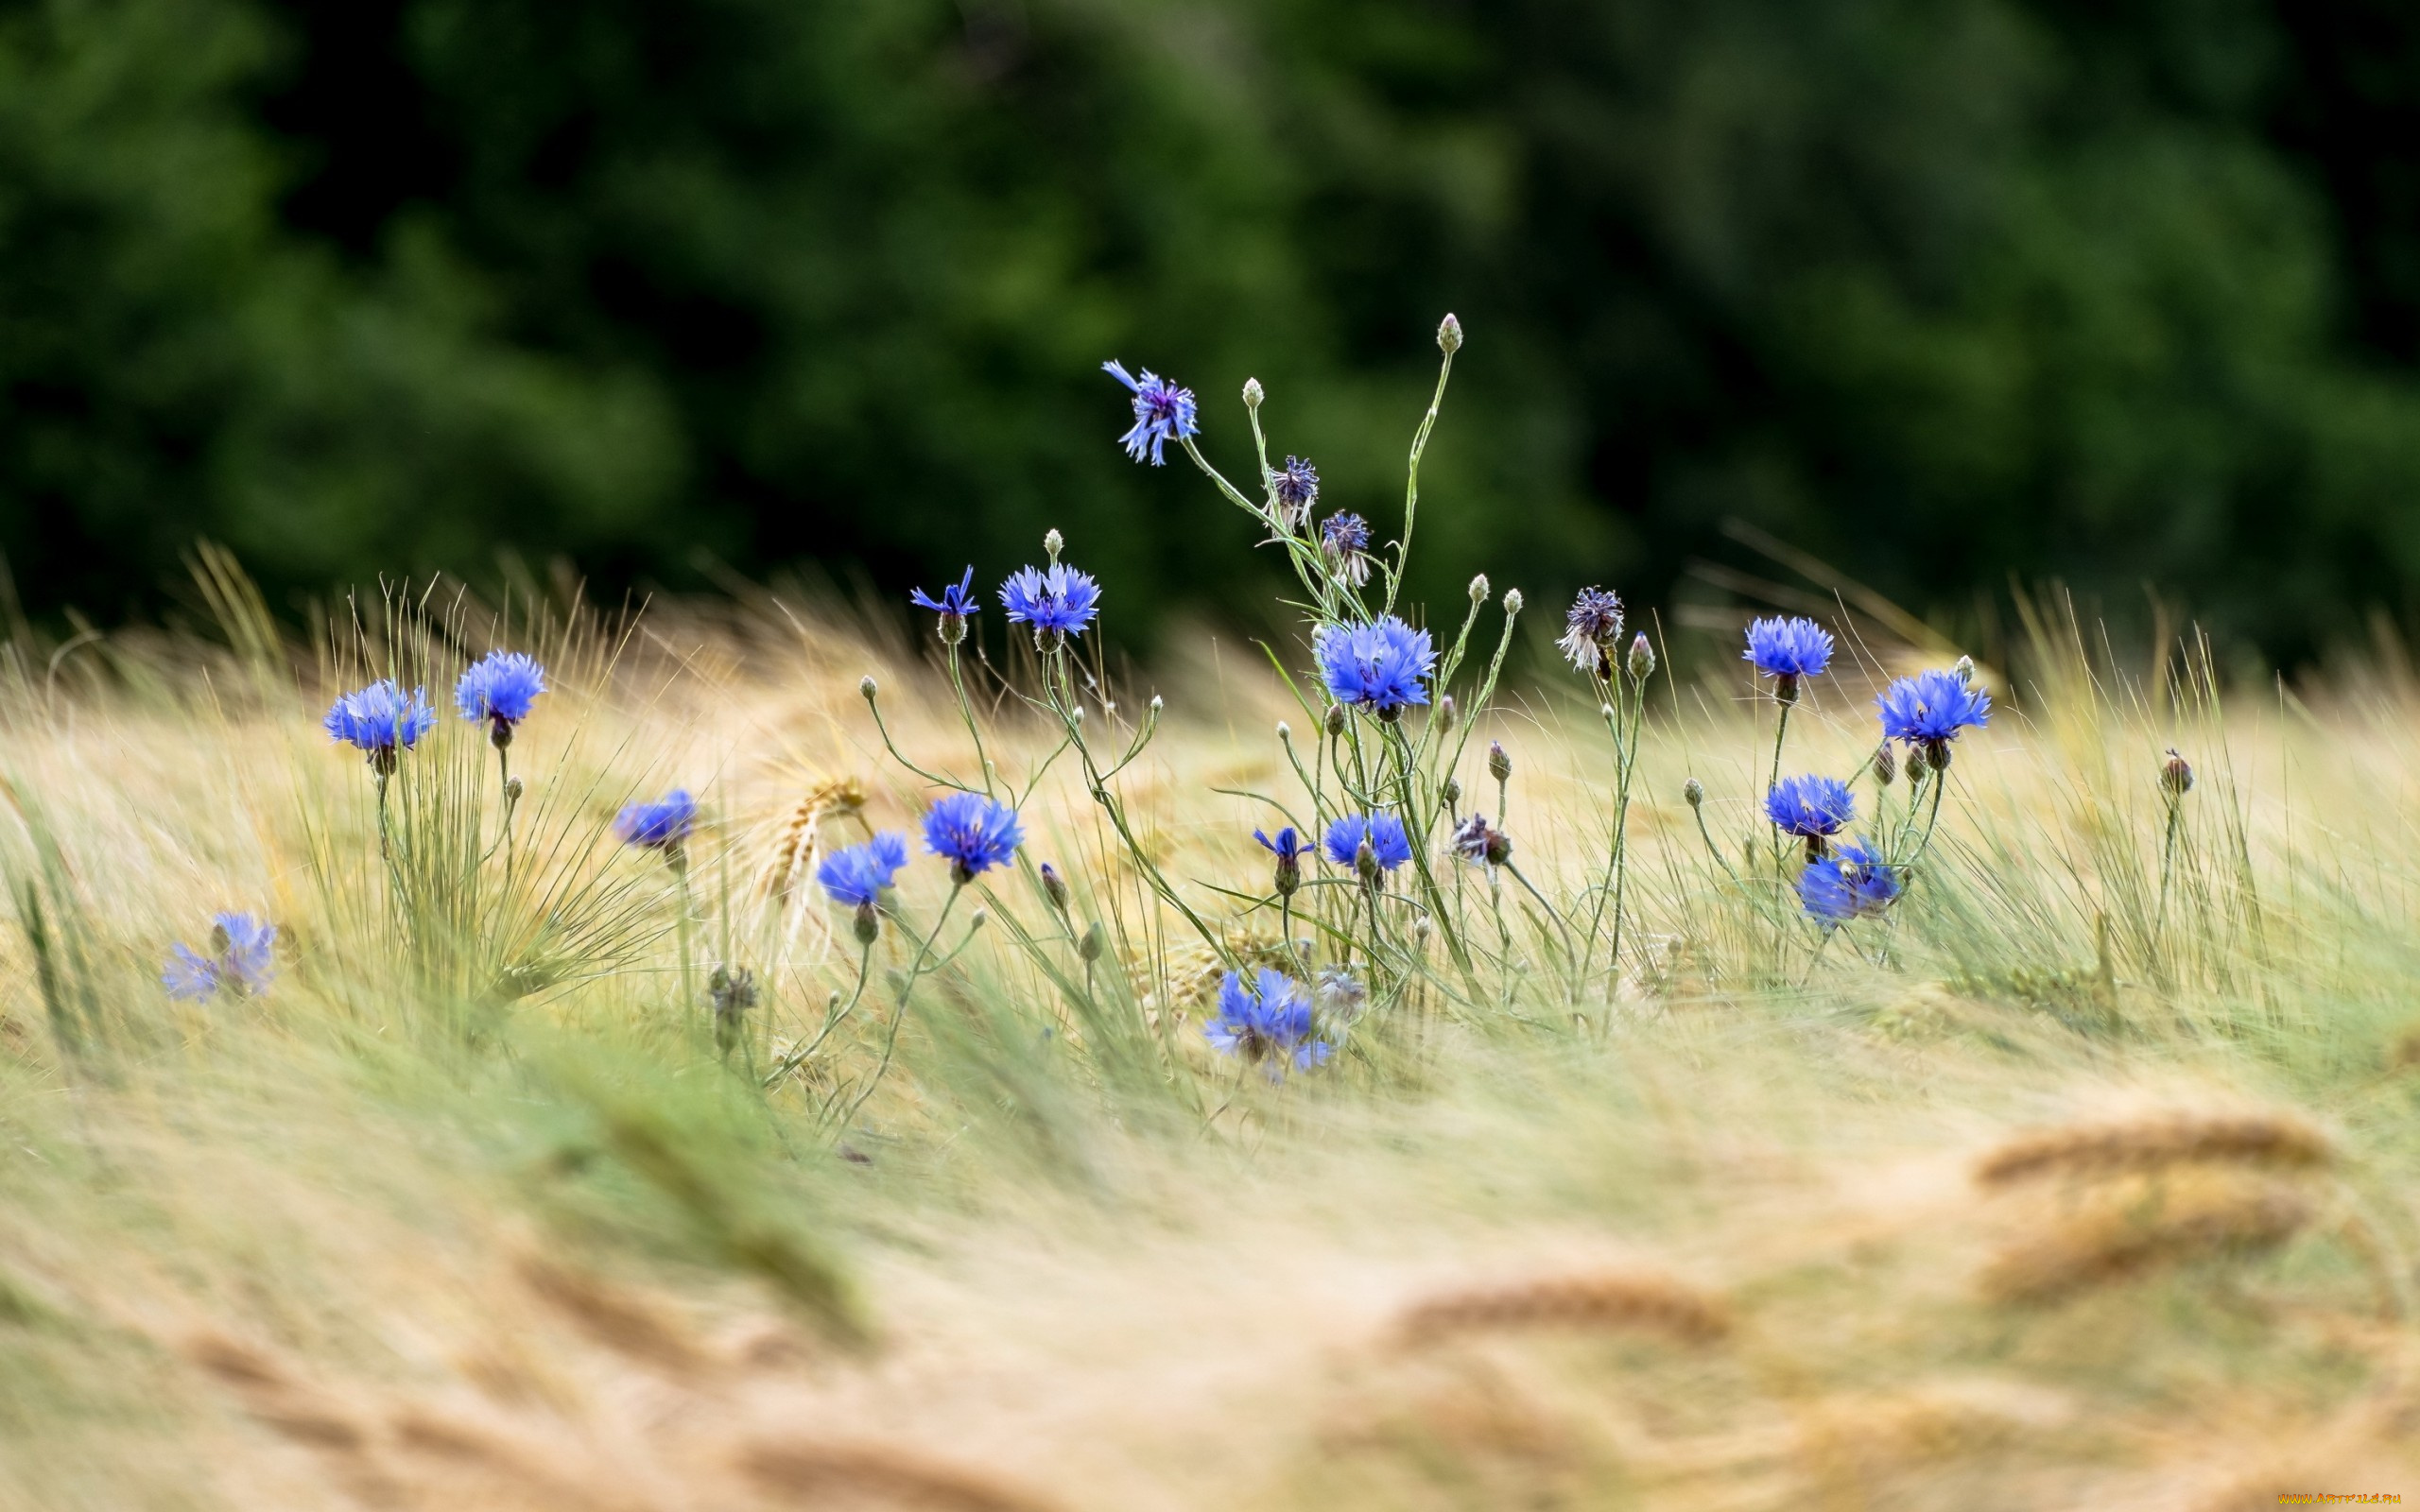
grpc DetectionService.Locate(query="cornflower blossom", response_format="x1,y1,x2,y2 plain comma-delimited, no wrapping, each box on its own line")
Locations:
1450,813,1512,867
1764,774,1856,852
910,568,980,645
455,651,546,748
1322,813,1411,872
1316,966,1368,1022
162,913,277,1002
1315,614,1433,717
324,679,437,774
923,792,1023,883
1557,587,1625,678
998,563,1102,644
1254,826,1310,897
1743,616,1835,703
615,791,698,860
816,833,910,907
1103,360,1199,465
1876,668,1993,770
1320,511,1372,587
1270,455,1320,529
1799,841,1902,926
1204,967,1332,1074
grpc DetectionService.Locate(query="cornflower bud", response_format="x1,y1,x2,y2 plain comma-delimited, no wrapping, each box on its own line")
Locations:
1436,695,1458,733
859,675,877,701
1501,589,1524,616
1442,776,1462,807
1954,655,1977,687
968,908,989,931
1150,694,1164,713
853,901,880,944
1040,862,1071,914
1078,920,1104,962
1243,376,1264,409
1683,777,1704,808
1276,720,1292,743
1438,312,1463,353
1324,703,1348,737
1469,574,1490,604
1044,527,1064,563
504,776,524,804
1488,742,1512,783
1600,702,1616,722
1628,633,1655,680
2161,748,2194,797
1905,744,1930,782
1355,838,1380,885
1872,742,1896,786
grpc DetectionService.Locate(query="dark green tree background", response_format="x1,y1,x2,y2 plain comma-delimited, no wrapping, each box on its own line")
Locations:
6,0,2420,654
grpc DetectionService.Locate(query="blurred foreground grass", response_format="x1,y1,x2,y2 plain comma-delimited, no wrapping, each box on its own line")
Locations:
3,571,2419,1510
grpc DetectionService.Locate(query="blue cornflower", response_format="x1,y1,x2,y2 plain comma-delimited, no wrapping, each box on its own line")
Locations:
911,568,979,645
1322,812,1412,875
1764,775,1856,843
1799,841,1902,927
162,912,277,1002
324,679,438,773
1204,967,1332,1074
455,651,547,747
1255,825,1311,898
616,790,698,861
1320,511,1373,587
923,791,1023,883
1104,360,1200,465
1315,614,1434,718
1877,668,1993,769
817,833,910,908
1270,455,1320,528
998,563,1103,644
1743,616,1835,702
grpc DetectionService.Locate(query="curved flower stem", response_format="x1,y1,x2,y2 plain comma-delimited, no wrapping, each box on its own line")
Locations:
944,646,998,798
765,937,875,1089
1502,860,1576,972
1382,339,1458,619
865,685,980,794
672,860,697,1022
834,885,963,1134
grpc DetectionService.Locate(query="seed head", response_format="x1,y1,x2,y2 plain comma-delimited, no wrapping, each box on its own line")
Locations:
1438,313,1463,353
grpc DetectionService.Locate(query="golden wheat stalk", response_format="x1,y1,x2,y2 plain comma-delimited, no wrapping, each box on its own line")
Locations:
1974,1110,2332,1188
1391,1270,1732,1348
1979,1170,2315,1303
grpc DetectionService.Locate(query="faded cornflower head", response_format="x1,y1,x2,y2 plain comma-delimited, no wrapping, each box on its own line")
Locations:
162,912,277,1002
1102,360,1200,465
1450,813,1512,867
1322,812,1411,872
1270,455,1320,528
1876,668,1993,770
998,562,1103,644
1320,511,1373,587
1764,774,1856,839
922,791,1024,884
616,791,698,857
910,568,980,645
1314,614,1434,718
1316,965,1368,1021
816,833,910,907
1205,967,1331,1074
2161,748,2195,797
455,652,547,748
1557,587,1625,677
1743,616,1835,703
1799,841,1902,927
324,679,437,773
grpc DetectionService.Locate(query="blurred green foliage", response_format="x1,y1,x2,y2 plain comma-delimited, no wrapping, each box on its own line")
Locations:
6,0,2420,652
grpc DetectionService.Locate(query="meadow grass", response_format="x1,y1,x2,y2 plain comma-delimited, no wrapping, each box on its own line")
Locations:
1,554,2416,1511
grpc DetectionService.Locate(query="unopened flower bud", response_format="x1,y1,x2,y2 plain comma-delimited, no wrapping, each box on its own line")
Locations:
1905,744,1930,782
1355,838,1380,885
1040,862,1070,914
1274,851,1301,899
1501,589,1524,616
1600,702,1616,721
2161,748,2194,797
491,719,514,752
1324,704,1347,737
1627,633,1655,680
1871,742,1896,786
1438,312,1463,353
1044,527,1064,563
1442,776,1462,807
1412,915,1432,943
853,900,880,945
504,776,525,804
1683,777,1704,808
938,610,968,647
1276,720,1292,743
1243,376,1264,409
1071,705,1085,725
859,675,878,701
1078,920,1104,962
1487,742,1512,783
968,908,989,932
1436,695,1457,733
1954,655,1977,687
1150,694,1164,713
1468,574,1490,604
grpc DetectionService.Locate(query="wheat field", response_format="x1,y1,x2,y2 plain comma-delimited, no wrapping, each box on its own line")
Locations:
3,546,2418,1512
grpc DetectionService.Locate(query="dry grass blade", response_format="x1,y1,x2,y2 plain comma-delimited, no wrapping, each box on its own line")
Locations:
1980,1171,2315,1304
737,1440,1065,1511
1392,1271,1732,1348
1974,1111,2332,1189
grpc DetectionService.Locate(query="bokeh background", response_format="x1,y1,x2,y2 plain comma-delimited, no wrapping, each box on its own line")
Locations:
6,0,2420,658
